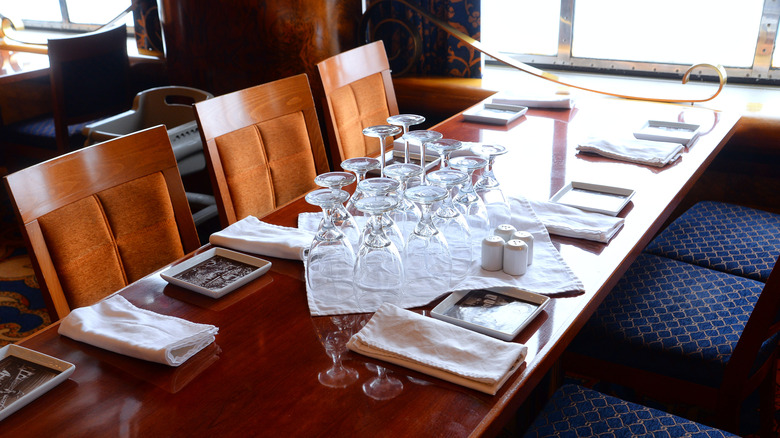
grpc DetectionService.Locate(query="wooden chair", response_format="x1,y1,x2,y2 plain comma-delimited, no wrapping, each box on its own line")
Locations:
563,252,780,436
194,73,330,227
3,125,200,320
316,40,399,167
1,24,131,163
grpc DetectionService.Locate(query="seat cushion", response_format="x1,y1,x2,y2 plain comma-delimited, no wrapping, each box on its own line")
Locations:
645,201,780,282
567,253,774,388
522,384,737,437
2,115,91,150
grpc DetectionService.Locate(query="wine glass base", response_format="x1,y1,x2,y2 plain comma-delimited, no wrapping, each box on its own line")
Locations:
362,375,404,400
318,367,359,388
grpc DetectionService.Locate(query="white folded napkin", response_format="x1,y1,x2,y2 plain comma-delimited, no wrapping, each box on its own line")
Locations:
527,199,624,243
210,215,314,260
347,303,527,395
577,137,684,167
58,295,218,366
491,92,574,109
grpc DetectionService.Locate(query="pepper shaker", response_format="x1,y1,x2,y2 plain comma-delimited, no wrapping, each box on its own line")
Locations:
503,239,528,276
481,235,504,271
510,230,534,265
494,224,516,242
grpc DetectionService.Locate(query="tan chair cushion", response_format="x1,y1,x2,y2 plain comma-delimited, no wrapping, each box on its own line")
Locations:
215,111,318,220
330,72,392,159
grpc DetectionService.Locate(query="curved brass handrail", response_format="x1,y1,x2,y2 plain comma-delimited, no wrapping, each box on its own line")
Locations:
364,0,727,104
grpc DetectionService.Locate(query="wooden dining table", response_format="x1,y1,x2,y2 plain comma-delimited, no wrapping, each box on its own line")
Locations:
5,95,740,437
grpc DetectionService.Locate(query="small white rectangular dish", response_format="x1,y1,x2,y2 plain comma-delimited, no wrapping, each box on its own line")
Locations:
431,288,549,341
0,344,75,421
161,247,272,298
633,120,700,146
550,181,635,216
462,103,528,125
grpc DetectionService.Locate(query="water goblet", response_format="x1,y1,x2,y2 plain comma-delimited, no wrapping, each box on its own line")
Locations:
471,144,511,227
312,315,360,388
314,171,360,249
449,156,491,244
387,114,426,163
383,162,423,240
341,157,380,218
362,125,402,177
356,177,405,253
426,138,463,169
427,169,472,286
362,362,404,400
401,130,443,185
305,189,356,305
403,185,452,299
353,194,405,313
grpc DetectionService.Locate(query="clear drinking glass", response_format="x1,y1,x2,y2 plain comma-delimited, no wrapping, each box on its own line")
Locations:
353,195,405,313
426,138,463,169
363,362,404,400
312,315,360,388
305,189,356,305
383,162,423,241
471,144,511,228
401,130,443,185
362,125,402,177
314,171,361,249
387,114,426,163
341,157,380,219
449,155,491,244
427,169,472,287
403,185,452,299
356,177,405,254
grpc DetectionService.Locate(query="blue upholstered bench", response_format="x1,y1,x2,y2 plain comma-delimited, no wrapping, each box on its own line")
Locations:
645,201,780,282
522,384,737,437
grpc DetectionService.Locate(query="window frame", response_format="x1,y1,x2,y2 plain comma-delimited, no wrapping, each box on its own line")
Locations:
486,0,780,84
13,0,132,33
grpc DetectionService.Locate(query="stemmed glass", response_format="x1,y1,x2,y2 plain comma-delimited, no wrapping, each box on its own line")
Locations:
471,144,511,228
387,114,425,163
305,189,356,305
383,162,423,240
427,169,472,286
362,125,402,177
426,138,463,169
312,315,360,388
355,177,405,253
353,194,405,313
403,185,451,299
363,362,404,400
341,157,380,219
401,130,443,185
314,171,360,249
449,156,491,245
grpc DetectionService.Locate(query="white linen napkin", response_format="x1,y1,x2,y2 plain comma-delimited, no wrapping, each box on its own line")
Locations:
577,137,684,167
527,199,624,243
347,303,527,395
210,215,314,260
58,295,218,366
491,92,574,109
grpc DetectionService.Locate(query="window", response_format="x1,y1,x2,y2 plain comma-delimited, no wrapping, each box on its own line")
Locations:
0,0,132,32
482,0,780,83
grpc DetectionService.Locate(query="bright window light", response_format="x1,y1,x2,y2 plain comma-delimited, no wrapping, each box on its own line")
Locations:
481,0,561,56
66,0,130,25
0,0,62,22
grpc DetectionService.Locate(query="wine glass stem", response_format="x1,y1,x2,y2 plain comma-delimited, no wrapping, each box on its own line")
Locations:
420,142,427,185
403,124,411,163
379,136,387,178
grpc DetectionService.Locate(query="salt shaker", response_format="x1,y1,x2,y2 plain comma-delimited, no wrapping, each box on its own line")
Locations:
511,230,534,265
481,235,505,271
494,224,516,242
503,239,528,276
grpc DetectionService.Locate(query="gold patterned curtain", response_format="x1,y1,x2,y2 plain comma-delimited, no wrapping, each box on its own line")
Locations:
132,0,164,56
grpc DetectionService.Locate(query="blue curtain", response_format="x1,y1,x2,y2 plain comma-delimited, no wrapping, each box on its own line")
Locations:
365,0,481,78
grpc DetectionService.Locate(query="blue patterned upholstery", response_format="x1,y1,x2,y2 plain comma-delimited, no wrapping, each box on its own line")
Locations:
567,253,775,388
2,115,91,150
645,201,780,282
523,384,737,437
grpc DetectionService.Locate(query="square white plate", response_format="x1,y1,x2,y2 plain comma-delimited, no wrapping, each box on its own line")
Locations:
0,344,75,421
431,288,549,341
550,181,635,216
462,103,528,125
633,120,700,146
161,247,272,298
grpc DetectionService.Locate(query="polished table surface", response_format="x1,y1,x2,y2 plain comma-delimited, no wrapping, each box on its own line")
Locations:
7,96,739,437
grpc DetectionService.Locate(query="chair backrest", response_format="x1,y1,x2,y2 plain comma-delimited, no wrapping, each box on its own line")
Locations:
48,24,130,154
3,125,200,320
195,73,330,227
316,40,399,166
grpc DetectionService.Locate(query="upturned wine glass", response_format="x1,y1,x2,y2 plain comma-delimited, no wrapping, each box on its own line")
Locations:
305,189,356,305
401,130,443,185
387,114,425,163
403,185,452,299
314,171,360,249
355,177,405,254
427,169,472,286
312,315,360,388
383,162,423,240
353,195,405,313
341,157,380,219
362,125,402,177
449,155,491,244
426,138,463,169
471,144,511,227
